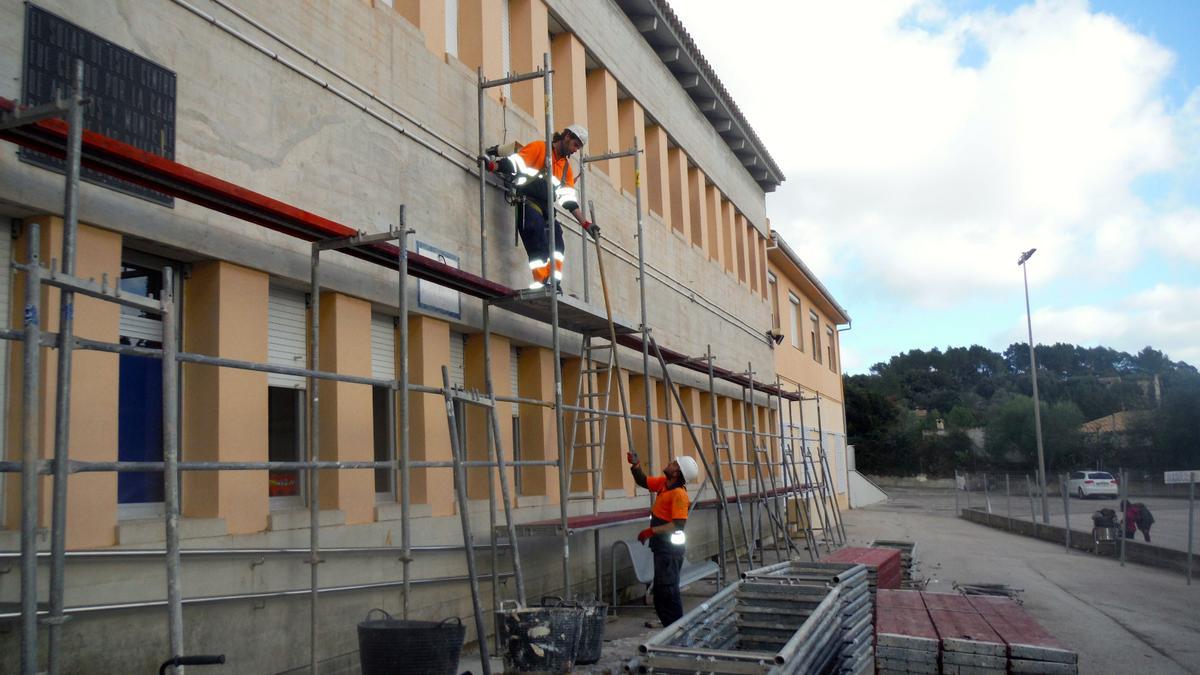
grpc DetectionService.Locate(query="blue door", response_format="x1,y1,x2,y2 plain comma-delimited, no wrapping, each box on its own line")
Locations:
118,353,163,503
117,260,166,505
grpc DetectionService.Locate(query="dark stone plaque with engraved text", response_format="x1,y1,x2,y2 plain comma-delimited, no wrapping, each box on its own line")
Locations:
21,4,176,206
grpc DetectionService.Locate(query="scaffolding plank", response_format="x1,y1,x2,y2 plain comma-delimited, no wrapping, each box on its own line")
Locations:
507,506,646,537
490,288,637,336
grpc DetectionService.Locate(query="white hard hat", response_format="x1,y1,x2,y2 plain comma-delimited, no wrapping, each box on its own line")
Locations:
674,456,699,483
565,124,588,146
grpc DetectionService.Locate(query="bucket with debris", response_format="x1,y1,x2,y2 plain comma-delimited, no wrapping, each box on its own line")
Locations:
495,596,584,673
573,595,608,665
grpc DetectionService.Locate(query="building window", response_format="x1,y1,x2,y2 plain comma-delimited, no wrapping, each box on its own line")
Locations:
768,272,780,331
268,387,305,508
788,293,801,350
267,285,308,509
118,255,173,518
810,310,821,363
371,314,396,499
372,386,393,496
826,326,836,372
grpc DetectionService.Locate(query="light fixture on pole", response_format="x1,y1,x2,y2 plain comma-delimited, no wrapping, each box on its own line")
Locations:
1018,247,1049,523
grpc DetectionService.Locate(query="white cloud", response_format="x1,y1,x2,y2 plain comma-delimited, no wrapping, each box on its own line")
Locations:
1002,284,1200,365
672,0,1185,304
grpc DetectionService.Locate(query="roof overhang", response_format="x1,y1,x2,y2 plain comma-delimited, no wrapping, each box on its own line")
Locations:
768,231,850,325
615,0,785,193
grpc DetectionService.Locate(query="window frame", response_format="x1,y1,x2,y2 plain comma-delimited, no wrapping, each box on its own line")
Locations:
788,292,802,350
810,310,821,363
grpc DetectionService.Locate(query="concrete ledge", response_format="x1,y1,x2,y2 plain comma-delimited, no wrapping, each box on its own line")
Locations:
267,509,346,532
374,502,433,521
960,508,1198,577
515,494,550,509
117,517,228,545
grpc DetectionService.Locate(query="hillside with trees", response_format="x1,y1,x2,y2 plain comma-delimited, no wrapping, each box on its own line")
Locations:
845,344,1200,477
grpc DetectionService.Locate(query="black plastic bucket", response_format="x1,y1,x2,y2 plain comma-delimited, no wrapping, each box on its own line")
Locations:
495,597,584,673
357,609,465,675
574,598,608,665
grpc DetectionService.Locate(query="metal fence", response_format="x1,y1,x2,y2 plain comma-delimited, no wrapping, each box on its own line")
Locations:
953,469,1196,586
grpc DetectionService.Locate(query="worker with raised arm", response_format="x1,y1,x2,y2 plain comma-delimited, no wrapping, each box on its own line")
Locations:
627,451,699,627
487,124,600,289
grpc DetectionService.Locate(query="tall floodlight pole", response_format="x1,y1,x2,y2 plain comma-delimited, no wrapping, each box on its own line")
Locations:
1018,248,1049,523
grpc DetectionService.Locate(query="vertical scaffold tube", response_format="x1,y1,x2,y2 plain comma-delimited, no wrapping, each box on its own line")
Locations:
161,271,184,669
476,64,501,646
705,347,732,581
20,220,43,675
398,215,413,618
443,367,491,674
633,139,653,477
47,58,84,675
542,52,571,596
308,244,322,674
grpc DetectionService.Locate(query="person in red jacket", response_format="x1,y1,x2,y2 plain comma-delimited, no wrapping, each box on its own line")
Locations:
628,452,699,627
489,124,599,289
1120,500,1154,542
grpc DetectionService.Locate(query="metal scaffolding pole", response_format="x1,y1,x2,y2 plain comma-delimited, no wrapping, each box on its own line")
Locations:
442,369,491,675
398,216,414,618
783,387,818,560
815,396,846,543
478,64,530,635
540,51,572,597
45,59,85,675
744,373,782,562
704,347,734,582
161,271,185,671
19,218,43,675
307,243,323,674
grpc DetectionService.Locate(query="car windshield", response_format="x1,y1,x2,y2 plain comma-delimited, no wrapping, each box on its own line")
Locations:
1088,472,1113,480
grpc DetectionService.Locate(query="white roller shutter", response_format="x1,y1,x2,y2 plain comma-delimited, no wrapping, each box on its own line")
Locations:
501,0,511,98
119,312,163,344
268,286,307,388
370,313,396,381
510,346,520,399
449,331,466,388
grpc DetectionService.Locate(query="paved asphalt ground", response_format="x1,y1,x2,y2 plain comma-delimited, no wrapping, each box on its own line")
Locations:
464,486,1200,674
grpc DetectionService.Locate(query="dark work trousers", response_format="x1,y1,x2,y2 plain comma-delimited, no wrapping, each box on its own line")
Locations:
649,537,685,627
516,201,564,265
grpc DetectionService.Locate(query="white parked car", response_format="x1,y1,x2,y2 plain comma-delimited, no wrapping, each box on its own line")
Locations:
1067,471,1118,499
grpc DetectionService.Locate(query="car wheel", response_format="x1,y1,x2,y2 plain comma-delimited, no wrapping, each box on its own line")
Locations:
1077,487,1085,499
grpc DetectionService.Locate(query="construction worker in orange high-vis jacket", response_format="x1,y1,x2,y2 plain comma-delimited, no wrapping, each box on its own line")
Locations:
488,124,600,289
628,451,699,627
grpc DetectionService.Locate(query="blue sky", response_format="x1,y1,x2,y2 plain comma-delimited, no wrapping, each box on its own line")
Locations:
670,0,1200,373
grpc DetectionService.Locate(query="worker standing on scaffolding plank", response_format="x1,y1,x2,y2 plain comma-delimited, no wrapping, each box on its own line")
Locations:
487,124,600,289
629,452,699,627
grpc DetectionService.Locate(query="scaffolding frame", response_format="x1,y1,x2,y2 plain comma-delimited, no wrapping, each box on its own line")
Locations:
0,49,835,675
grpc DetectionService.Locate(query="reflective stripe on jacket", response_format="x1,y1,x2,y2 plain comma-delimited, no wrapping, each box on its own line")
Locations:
505,140,579,212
